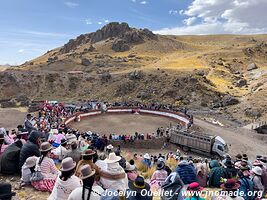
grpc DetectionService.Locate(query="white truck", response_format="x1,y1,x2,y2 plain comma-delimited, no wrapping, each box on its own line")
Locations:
170,128,228,158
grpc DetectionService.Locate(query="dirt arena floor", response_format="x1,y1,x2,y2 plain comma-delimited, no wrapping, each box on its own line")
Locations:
70,113,179,135
0,107,27,130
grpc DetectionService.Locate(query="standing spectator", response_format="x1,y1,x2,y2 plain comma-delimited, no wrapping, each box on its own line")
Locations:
24,114,37,134
142,153,151,169
48,157,82,200
19,131,41,168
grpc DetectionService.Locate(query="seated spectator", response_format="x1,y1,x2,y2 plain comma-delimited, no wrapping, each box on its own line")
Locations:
68,164,104,200
100,152,128,191
208,160,224,188
0,183,16,200
222,159,237,178
252,166,264,196
31,142,59,192
115,149,126,169
238,163,254,200
19,131,41,169
125,160,138,181
150,161,168,191
212,179,243,200
49,157,82,200
20,156,37,186
127,176,153,200
196,162,208,187
176,158,197,185
51,138,69,161
0,140,23,174
75,149,101,180
185,182,205,200
253,159,267,196
161,172,184,200
67,141,81,163
95,152,107,170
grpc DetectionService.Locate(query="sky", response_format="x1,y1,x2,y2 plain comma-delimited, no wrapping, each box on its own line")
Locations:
0,0,266,65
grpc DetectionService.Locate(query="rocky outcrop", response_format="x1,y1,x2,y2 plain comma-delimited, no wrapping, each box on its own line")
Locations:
99,72,111,83
212,95,239,108
128,70,144,80
235,79,247,87
60,22,157,54
245,108,262,118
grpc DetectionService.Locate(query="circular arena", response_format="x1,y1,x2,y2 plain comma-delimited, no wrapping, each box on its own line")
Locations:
65,107,191,135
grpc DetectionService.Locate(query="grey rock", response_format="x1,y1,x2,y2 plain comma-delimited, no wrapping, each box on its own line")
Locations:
81,58,91,66
247,63,258,71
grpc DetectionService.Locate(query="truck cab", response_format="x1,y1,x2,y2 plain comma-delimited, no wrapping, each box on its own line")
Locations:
212,136,228,157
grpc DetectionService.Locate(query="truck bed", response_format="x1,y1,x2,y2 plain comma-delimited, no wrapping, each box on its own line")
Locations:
170,129,214,153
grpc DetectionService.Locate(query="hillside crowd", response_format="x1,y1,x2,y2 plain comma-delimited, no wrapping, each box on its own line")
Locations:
0,102,266,200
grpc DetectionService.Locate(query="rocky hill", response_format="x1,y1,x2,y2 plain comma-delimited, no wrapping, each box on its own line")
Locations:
0,22,267,125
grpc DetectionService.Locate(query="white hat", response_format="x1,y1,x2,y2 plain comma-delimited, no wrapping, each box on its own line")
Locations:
106,144,114,150
105,152,121,164
25,156,38,168
125,162,136,171
144,153,150,159
252,166,262,176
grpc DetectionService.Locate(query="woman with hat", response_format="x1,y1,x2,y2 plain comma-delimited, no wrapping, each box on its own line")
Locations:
0,183,16,200
252,166,264,194
49,157,82,200
185,182,205,200
68,164,104,200
125,159,138,181
31,142,59,192
75,149,100,180
150,161,168,191
142,153,152,169
237,162,254,200
196,162,208,187
127,176,153,200
100,152,128,192
20,156,38,186
213,179,244,200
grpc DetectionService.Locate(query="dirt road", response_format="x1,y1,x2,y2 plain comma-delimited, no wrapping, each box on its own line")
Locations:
194,118,267,159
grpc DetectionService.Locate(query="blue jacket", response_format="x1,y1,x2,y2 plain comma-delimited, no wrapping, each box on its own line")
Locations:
238,177,254,200
176,161,197,184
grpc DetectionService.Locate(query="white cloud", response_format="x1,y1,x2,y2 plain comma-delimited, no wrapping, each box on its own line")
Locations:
18,49,25,53
183,17,197,26
169,10,178,15
131,0,136,2
85,19,92,25
20,30,70,37
104,19,110,23
140,1,147,4
64,1,79,8
156,0,267,35
98,22,103,25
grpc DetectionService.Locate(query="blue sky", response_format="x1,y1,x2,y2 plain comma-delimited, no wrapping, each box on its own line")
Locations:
0,0,266,65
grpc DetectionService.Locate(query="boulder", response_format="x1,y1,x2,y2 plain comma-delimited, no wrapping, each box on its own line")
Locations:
245,108,262,118
112,39,130,52
247,63,258,71
128,70,144,80
81,58,91,66
213,95,239,108
235,79,247,87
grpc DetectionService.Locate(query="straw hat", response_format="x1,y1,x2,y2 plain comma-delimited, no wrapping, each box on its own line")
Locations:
80,164,95,179
105,152,121,164
144,153,150,159
60,157,76,171
252,166,262,176
40,142,53,152
125,162,136,171
106,144,114,150
25,156,38,168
